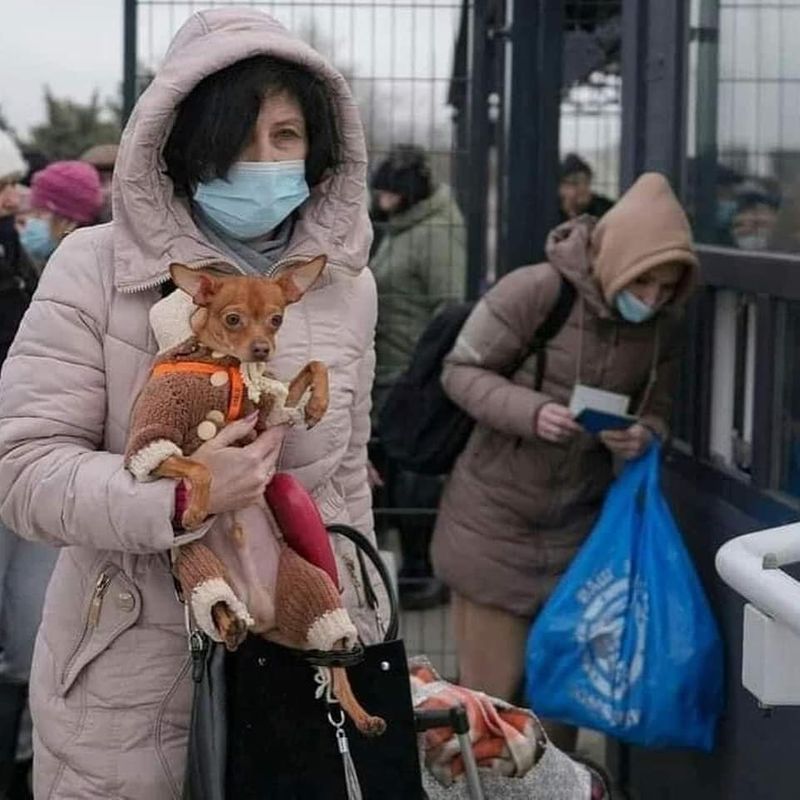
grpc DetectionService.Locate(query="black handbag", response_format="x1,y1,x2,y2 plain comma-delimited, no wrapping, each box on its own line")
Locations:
183,524,423,800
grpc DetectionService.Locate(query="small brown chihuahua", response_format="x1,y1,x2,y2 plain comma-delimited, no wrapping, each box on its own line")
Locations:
126,257,388,737
129,255,329,528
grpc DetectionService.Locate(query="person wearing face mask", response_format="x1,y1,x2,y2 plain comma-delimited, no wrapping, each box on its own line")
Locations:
730,188,779,252
18,161,102,271
431,173,698,752
0,10,381,798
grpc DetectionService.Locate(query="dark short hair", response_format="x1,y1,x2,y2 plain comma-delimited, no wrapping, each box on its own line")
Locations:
164,55,342,194
560,153,593,181
370,145,433,209
735,191,780,215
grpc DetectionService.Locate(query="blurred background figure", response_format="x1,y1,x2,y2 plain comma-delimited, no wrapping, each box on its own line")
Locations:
18,151,48,190
0,131,37,363
370,144,466,610
558,153,615,222
0,131,56,800
12,188,32,235
730,182,780,251
713,164,743,233
19,160,102,271
80,143,119,223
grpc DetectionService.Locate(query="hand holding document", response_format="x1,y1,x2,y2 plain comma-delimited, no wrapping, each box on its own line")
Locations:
569,384,636,434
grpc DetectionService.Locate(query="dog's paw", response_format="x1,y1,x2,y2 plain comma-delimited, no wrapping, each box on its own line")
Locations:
181,506,208,530
212,602,249,652
362,715,387,738
304,398,327,429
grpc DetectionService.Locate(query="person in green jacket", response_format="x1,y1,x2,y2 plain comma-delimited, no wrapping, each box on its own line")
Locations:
369,145,467,609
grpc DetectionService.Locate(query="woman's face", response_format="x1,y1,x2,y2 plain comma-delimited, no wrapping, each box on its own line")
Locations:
625,261,685,309
375,191,403,214
238,91,308,163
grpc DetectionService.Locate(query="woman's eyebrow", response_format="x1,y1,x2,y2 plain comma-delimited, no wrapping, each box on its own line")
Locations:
271,116,305,128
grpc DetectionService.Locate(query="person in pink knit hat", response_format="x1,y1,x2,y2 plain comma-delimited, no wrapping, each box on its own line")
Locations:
18,160,102,269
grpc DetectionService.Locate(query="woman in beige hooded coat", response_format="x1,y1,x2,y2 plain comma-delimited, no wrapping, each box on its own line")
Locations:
432,173,699,748
0,10,381,798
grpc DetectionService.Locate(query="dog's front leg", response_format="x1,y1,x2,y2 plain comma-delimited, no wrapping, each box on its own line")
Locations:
154,455,212,530
286,361,329,428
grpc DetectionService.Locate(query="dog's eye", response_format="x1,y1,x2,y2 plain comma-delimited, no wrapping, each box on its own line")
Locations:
270,314,283,329
225,313,242,327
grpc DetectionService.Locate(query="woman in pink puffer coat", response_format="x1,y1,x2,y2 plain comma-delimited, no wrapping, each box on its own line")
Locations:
0,10,381,798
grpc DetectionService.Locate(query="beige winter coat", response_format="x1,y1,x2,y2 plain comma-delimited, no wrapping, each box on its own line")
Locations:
0,9,380,799
432,173,699,618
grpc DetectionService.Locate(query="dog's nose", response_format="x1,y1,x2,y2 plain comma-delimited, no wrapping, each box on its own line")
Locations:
250,341,271,361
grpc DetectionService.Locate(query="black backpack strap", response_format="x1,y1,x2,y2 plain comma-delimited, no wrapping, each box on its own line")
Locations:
533,277,576,392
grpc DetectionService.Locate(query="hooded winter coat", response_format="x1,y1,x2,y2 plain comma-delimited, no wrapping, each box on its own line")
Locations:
371,184,466,414
432,173,699,617
0,10,380,798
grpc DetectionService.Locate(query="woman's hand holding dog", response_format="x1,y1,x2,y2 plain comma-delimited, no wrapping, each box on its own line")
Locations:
192,413,286,515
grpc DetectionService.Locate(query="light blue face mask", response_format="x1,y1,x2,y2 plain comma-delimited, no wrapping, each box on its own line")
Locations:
19,217,58,263
615,289,656,324
193,160,310,241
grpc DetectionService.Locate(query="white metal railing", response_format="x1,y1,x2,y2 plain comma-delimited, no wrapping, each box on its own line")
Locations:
716,522,800,637
716,522,800,705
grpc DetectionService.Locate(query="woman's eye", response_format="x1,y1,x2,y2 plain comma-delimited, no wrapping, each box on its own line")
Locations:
276,129,299,140
270,314,283,328
225,313,242,327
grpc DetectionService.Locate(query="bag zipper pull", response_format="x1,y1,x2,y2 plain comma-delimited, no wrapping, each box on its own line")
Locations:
87,572,113,628
189,631,207,683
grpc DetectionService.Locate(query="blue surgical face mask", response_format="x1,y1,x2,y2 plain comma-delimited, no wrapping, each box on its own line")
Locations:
19,217,58,263
193,160,310,241
615,289,656,324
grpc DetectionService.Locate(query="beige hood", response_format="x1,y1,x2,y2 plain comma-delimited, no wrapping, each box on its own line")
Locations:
590,172,699,305
112,8,371,292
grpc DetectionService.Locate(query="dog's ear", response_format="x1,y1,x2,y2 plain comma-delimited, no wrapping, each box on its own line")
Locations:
276,256,327,304
170,263,220,307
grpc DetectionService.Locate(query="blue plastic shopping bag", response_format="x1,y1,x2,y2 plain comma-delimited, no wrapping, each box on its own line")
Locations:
525,444,723,750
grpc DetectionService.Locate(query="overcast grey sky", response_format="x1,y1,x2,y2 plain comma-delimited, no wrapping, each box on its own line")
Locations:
0,0,461,141
1,0,122,135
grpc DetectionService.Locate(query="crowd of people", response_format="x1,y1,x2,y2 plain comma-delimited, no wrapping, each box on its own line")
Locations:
0,8,706,800
0,131,117,799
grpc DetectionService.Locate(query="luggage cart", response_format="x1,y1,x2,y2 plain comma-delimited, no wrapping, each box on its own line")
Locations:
416,705,486,800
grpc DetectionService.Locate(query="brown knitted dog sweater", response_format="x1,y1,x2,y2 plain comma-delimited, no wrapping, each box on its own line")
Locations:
125,339,260,478
125,337,305,479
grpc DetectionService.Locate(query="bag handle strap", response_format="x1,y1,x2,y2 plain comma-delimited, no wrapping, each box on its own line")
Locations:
643,441,663,495
326,524,400,643
533,277,576,392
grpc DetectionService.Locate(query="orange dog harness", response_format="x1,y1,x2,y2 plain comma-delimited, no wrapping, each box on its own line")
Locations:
152,362,245,421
